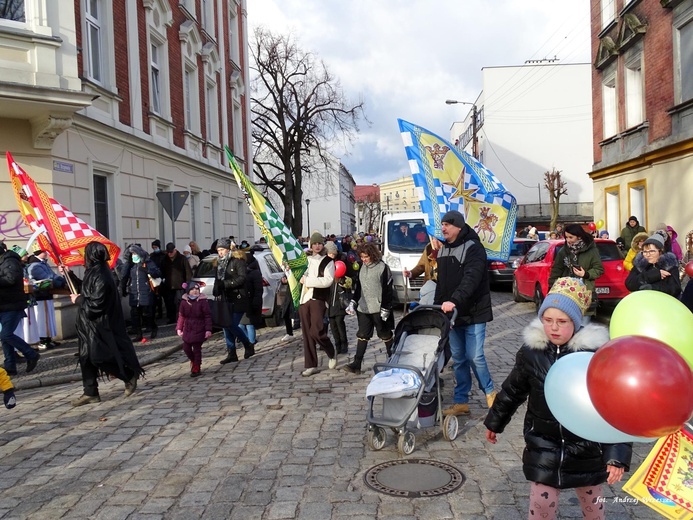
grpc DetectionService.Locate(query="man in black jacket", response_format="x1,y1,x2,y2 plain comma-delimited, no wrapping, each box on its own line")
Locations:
0,242,40,375
434,211,495,416
161,242,193,324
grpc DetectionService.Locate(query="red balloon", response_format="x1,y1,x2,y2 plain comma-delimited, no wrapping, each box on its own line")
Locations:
334,260,347,278
685,261,693,278
588,222,597,231
587,335,693,437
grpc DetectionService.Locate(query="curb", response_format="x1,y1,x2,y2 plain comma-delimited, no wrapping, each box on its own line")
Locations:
13,343,183,391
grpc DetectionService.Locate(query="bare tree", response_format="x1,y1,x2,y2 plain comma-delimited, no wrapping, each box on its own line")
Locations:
544,168,567,231
250,27,366,236
357,191,382,234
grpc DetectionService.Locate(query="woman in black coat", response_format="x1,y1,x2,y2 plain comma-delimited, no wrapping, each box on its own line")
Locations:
213,240,252,364
484,277,631,519
69,241,144,406
625,233,682,297
120,244,161,342
239,251,262,358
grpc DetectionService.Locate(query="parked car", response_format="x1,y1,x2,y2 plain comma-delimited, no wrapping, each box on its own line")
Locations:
512,239,629,311
488,238,537,285
192,245,289,327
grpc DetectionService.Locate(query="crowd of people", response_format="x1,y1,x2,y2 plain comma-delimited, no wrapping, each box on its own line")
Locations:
2,212,693,519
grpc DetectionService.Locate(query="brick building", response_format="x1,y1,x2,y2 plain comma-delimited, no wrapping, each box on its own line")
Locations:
589,0,693,239
0,0,251,338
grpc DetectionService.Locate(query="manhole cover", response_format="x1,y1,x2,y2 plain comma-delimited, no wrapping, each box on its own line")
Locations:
364,459,465,498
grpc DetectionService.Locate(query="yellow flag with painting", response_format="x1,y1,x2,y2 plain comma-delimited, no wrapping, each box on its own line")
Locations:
226,147,307,308
398,119,518,261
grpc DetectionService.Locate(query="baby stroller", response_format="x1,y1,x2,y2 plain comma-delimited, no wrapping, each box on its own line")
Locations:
365,305,459,455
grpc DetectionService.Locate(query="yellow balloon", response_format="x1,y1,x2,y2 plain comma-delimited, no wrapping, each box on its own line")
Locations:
596,219,605,229
610,291,693,370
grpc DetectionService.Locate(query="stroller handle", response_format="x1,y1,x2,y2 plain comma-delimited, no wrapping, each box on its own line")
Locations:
409,304,458,325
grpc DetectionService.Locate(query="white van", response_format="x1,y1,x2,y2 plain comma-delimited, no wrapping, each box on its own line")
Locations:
379,212,429,304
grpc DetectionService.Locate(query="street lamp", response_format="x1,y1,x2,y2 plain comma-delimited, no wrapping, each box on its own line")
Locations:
305,199,311,235
445,99,481,159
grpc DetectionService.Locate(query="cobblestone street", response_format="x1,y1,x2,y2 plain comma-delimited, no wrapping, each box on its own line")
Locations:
0,290,661,519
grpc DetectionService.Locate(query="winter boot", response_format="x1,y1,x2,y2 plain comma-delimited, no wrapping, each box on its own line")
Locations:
243,342,255,359
342,339,367,374
191,363,201,377
220,349,239,364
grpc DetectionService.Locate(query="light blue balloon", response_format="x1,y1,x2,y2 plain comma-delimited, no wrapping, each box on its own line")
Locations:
544,352,655,444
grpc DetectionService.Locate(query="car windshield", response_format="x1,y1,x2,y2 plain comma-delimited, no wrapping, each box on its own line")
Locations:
511,241,535,256
196,256,218,278
387,219,427,253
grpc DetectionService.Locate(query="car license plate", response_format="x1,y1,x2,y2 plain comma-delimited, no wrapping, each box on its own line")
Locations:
595,287,610,294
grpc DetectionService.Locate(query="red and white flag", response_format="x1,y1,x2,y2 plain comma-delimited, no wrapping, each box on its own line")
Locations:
8,152,120,269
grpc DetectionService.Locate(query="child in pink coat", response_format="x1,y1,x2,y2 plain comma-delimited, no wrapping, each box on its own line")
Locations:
177,283,213,377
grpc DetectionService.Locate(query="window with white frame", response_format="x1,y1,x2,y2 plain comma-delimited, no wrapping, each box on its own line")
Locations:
93,173,111,237
202,0,215,39
85,0,103,83
229,6,240,63
676,17,693,104
150,42,162,114
205,82,219,144
601,0,615,29
602,68,618,138
146,0,171,119
232,99,242,157
625,47,644,128
183,67,200,133
0,0,24,22
628,183,646,228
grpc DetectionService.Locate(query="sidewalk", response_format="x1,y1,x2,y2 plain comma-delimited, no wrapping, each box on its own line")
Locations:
10,322,185,391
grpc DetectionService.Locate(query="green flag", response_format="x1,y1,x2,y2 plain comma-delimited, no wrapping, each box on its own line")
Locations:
226,147,307,309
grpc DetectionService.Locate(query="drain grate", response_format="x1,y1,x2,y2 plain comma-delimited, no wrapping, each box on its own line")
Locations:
364,459,465,498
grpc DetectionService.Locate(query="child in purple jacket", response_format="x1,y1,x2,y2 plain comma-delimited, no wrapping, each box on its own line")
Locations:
177,282,213,377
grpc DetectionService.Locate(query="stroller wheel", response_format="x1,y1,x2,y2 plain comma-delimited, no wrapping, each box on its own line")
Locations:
367,426,387,451
442,415,459,441
397,431,416,455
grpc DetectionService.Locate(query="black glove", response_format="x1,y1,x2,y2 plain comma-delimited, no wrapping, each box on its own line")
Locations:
4,389,16,409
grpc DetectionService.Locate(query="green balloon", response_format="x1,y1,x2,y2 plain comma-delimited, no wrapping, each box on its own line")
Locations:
610,291,693,370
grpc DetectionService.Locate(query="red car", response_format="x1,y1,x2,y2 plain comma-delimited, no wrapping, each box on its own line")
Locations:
512,239,629,310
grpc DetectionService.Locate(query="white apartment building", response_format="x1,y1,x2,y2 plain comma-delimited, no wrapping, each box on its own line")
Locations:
450,61,594,208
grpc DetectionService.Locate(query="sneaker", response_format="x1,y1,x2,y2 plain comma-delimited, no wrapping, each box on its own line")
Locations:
71,394,101,407
132,336,143,343
442,403,470,416
280,334,293,342
37,343,50,351
140,338,148,344
328,356,337,370
124,376,138,397
342,362,361,375
486,391,497,408
26,354,40,373
219,352,238,364
48,340,61,348
301,367,319,377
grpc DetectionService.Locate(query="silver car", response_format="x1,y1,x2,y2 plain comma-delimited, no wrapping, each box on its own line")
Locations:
192,246,289,327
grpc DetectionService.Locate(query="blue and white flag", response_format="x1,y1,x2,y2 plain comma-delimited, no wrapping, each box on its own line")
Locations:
398,119,518,262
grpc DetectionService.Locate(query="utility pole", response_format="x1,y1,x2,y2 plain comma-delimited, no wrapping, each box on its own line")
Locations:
471,104,478,159
446,99,482,159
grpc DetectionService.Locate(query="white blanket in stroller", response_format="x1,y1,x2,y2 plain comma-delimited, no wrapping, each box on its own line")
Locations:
365,368,422,399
